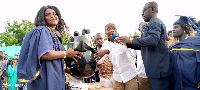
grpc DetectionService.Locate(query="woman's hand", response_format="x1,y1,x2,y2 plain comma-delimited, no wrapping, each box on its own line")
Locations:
66,48,82,62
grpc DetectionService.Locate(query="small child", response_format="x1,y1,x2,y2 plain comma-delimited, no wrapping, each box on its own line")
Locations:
94,23,138,90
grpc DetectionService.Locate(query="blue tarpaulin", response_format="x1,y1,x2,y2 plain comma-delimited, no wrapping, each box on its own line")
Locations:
0,46,21,56
0,46,67,56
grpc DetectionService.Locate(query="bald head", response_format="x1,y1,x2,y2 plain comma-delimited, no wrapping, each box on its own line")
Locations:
147,1,158,13
95,33,103,38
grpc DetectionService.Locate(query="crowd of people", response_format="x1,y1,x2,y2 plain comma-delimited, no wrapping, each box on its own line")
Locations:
0,51,24,90
1,1,200,90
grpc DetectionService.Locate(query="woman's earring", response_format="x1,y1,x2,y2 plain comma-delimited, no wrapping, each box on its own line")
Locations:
56,25,58,30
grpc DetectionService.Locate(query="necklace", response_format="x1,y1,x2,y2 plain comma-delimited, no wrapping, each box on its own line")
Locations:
185,36,189,39
46,26,59,40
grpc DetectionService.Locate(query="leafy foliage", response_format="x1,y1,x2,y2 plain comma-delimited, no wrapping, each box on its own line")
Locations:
103,35,108,41
62,33,72,45
128,32,141,39
0,20,35,46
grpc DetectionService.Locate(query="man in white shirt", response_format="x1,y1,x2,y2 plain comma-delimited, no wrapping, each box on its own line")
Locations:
94,23,138,90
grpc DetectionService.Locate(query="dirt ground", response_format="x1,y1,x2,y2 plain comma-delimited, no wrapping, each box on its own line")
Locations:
86,82,112,90
69,82,112,90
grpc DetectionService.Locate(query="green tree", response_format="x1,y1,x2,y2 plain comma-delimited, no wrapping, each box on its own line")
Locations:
128,33,134,38
62,33,72,45
103,35,108,41
133,32,140,37
128,32,141,39
0,20,35,46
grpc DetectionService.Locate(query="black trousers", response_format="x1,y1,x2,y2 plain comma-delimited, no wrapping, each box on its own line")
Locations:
148,76,170,90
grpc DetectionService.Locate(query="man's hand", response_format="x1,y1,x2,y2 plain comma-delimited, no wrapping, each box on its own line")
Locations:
113,37,121,43
117,36,131,44
94,49,109,60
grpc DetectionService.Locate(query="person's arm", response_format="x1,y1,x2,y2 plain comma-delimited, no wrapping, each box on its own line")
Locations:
126,43,141,50
95,41,128,60
107,44,127,55
131,22,162,47
102,40,127,55
94,49,109,61
40,50,65,60
12,62,17,74
41,48,82,61
118,22,162,47
7,65,13,76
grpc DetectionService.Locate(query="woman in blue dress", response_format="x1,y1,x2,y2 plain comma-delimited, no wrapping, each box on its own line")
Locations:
170,16,200,90
17,5,82,90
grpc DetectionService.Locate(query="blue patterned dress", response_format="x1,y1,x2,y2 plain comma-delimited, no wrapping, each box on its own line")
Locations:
17,26,66,90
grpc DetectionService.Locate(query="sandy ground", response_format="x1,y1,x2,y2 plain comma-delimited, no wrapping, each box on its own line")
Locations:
69,82,112,90
67,74,112,90
86,82,112,90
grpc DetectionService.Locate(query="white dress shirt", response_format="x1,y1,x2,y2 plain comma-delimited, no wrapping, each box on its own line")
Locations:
98,41,137,83
136,50,148,78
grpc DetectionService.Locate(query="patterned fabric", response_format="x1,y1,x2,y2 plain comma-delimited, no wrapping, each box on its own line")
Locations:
97,56,113,79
